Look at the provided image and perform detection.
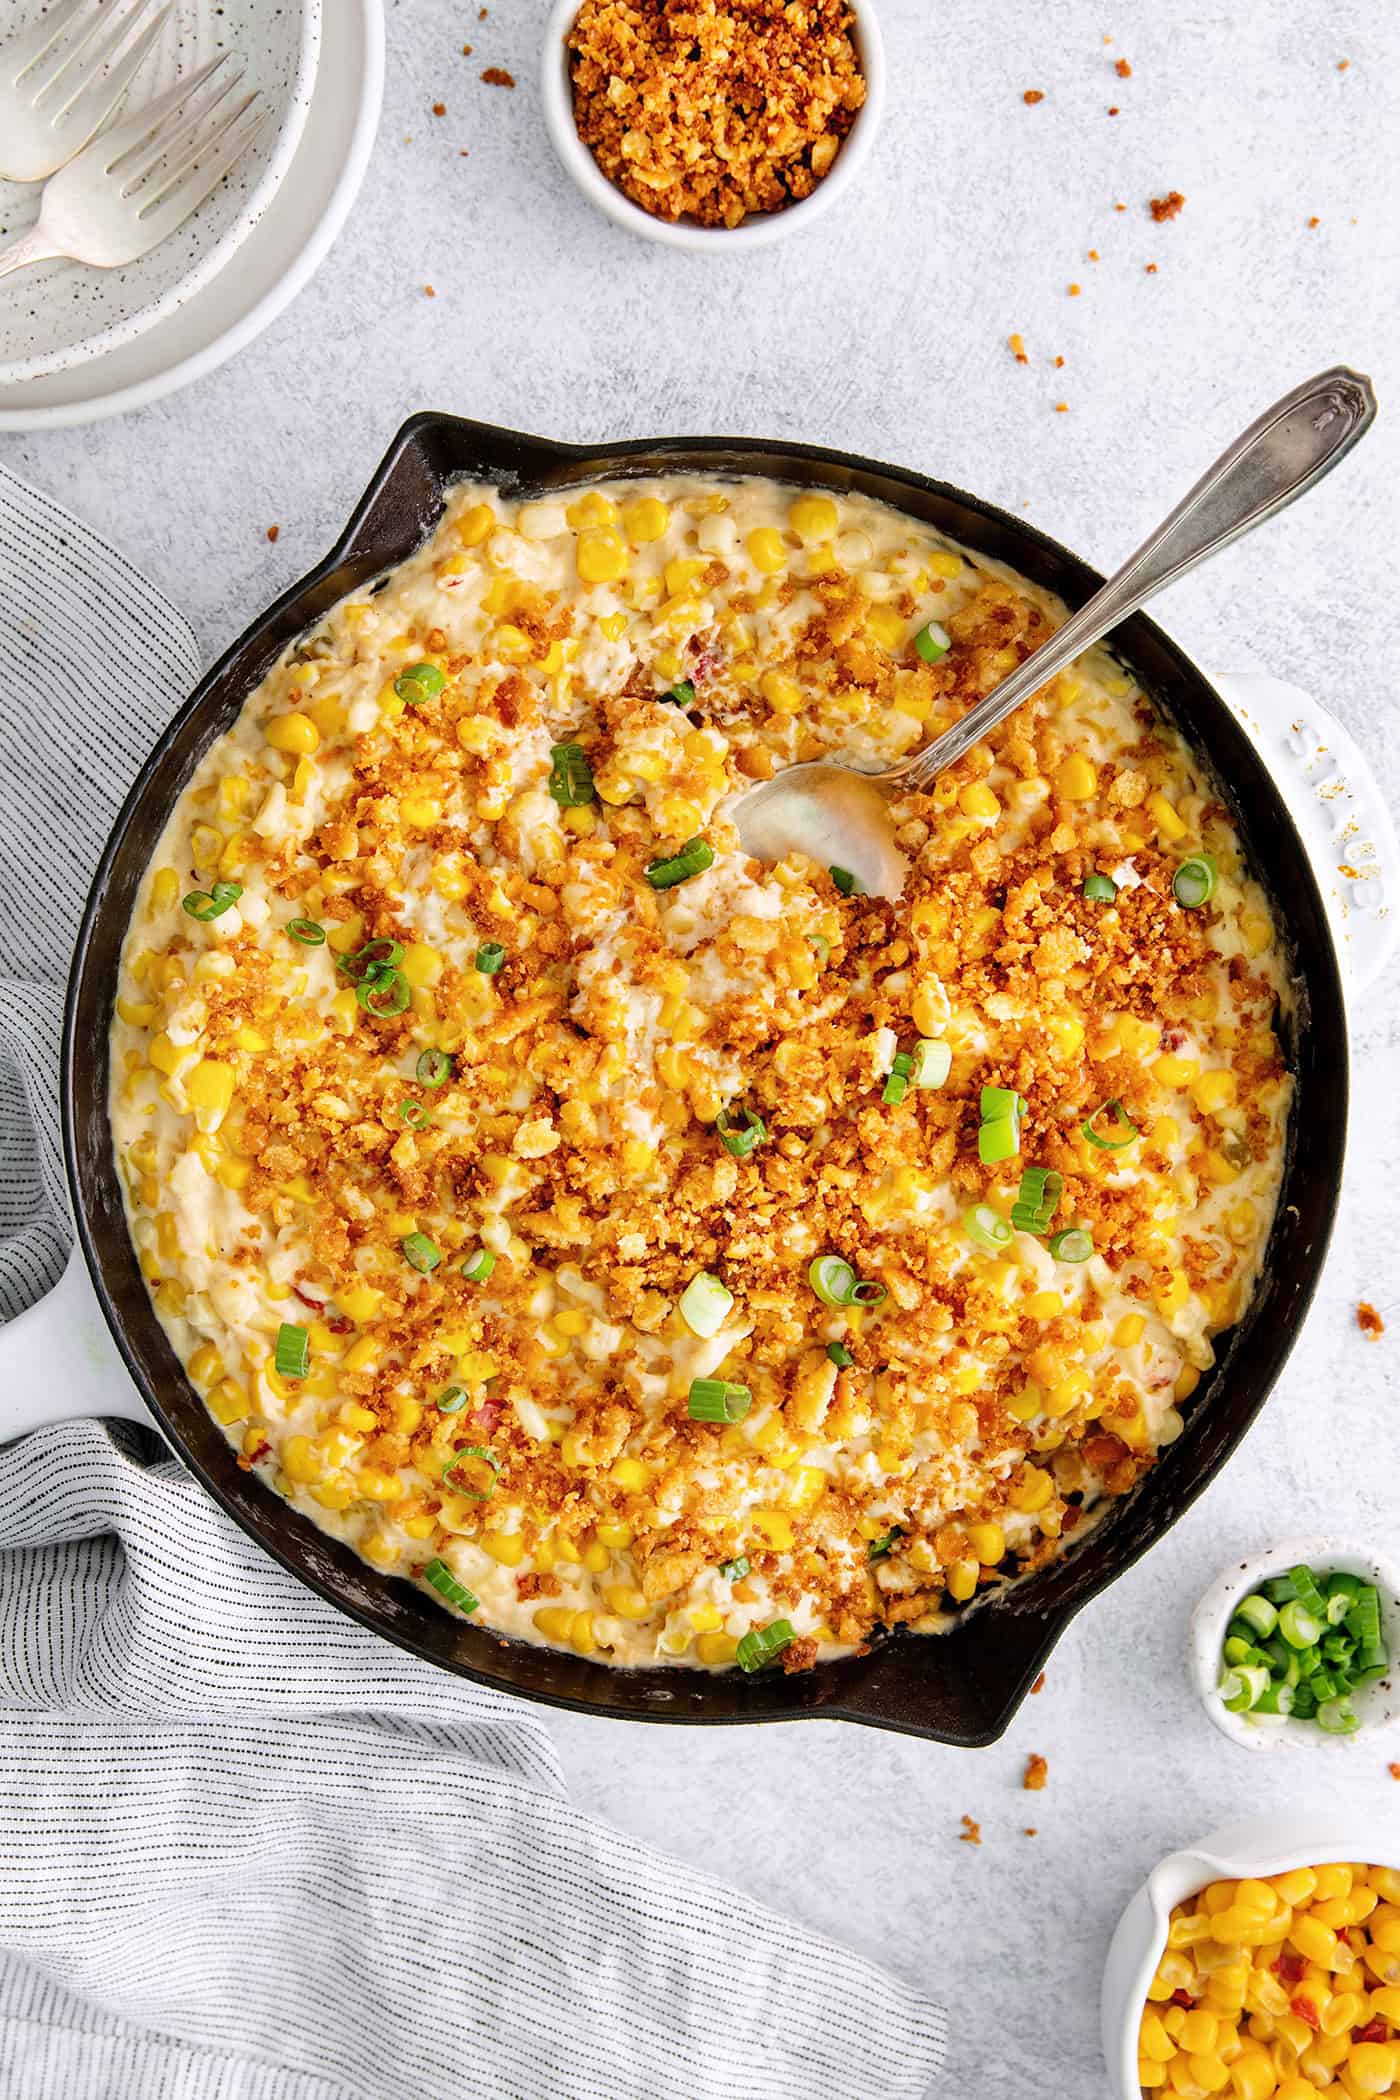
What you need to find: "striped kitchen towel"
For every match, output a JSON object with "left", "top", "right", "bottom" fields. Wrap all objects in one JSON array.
[{"left": 0, "top": 463, "right": 949, "bottom": 2100}]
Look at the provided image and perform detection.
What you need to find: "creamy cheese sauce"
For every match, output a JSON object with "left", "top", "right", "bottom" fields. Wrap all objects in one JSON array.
[{"left": 110, "top": 477, "right": 1292, "bottom": 1672}]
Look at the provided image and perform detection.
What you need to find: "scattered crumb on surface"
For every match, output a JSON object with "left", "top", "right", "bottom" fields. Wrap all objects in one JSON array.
[
  {"left": 432, "top": 101, "right": 446, "bottom": 116},
  {"left": 1389, "top": 1762, "right": 1400, "bottom": 1780},
  {"left": 423, "top": 284, "right": 436, "bottom": 297},
  {"left": 1107, "top": 105, "right": 1119, "bottom": 115},
  {"left": 266, "top": 525, "right": 279, "bottom": 544},
  {"left": 1113, "top": 200, "right": 1127, "bottom": 212},
  {"left": 1024, "top": 1826, "right": 1038, "bottom": 1836},
  {"left": 1307, "top": 215, "right": 1321, "bottom": 228},
  {"left": 1024, "top": 1754, "right": 1049, "bottom": 1791},
  {"left": 1023, "top": 88, "right": 1044, "bottom": 104},
  {"left": 1145, "top": 262, "right": 1158, "bottom": 274},
  {"left": 462, "top": 43, "right": 473, "bottom": 55},
  {"left": 1087, "top": 248, "right": 1100, "bottom": 260},
  {"left": 1054, "top": 402, "right": 1068, "bottom": 413},
  {"left": 1115, "top": 57, "right": 1132, "bottom": 77},
  {"left": 1359, "top": 1301, "right": 1385, "bottom": 1340},
  {"left": 959, "top": 1814, "right": 982, "bottom": 1845},
  {"left": 482, "top": 66, "right": 515, "bottom": 87},
  {"left": 1053, "top": 355, "right": 1065, "bottom": 369},
  {"left": 1068, "top": 282, "right": 1081, "bottom": 296},
  {"left": 1338, "top": 57, "right": 1349, "bottom": 70},
  {"left": 1150, "top": 190, "right": 1186, "bottom": 221},
  {"left": 1008, "top": 333, "right": 1028, "bottom": 365},
  {"left": 1031, "top": 1672, "right": 1046, "bottom": 1694}
]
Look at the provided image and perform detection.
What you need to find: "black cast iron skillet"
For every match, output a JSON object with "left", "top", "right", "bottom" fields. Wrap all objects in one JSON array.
[{"left": 63, "top": 416, "right": 1346, "bottom": 1745}]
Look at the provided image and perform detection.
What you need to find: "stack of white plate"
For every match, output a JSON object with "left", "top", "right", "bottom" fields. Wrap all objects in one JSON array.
[{"left": 0, "top": 0, "right": 383, "bottom": 429}]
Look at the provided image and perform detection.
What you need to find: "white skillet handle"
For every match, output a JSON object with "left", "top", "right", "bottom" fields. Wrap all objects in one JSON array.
[
  {"left": 1213, "top": 670, "right": 1400, "bottom": 998},
  {"left": 0, "top": 1248, "right": 153, "bottom": 1440}
]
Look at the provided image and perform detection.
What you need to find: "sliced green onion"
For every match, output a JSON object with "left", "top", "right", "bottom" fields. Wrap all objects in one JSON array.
[
  {"left": 548, "top": 742, "right": 595, "bottom": 807},
  {"left": 882, "top": 1051, "right": 913, "bottom": 1107},
  {"left": 1048, "top": 1227, "right": 1093, "bottom": 1263},
  {"left": 1326, "top": 1571, "right": 1359, "bottom": 1622},
  {"left": 646, "top": 837, "right": 714, "bottom": 889},
  {"left": 401, "top": 1231, "right": 442, "bottom": 1274},
  {"left": 807, "top": 933, "right": 831, "bottom": 967},
  {"left": 395, "top": 661, "right": 446, "bottom": 705},
  {"left": 688, "top": 1377, "right": 752, "bottom": 1423},
  {"left": 1278, "top": 1600, "right": 1322, "bottom": 1649},
  {"left": 809, "top": 1255, "right": 857, "bottom": 1306},
  {"left": 273, "top": 1321, "right": 309, "bottom": 1381},
  {"left": 979, "top": 1113, "right": 1020, "bottom": 1166},
  {"left": 286, "top": 917, "right": 326, "bottom": 946},
  {"left": 678, "top": 1271, "right": 733, "bottom": 1338},
  {"left": 826, "top": 1342, "right": 853, "bottom": 1367},
  {"left": 442, "top": 1445, "right": 500, "bottom": 1499},
  {"left": 1288, "top": 1564, "right": 1328, "bottom": 1620},
  {"left": 1234, "top": 1593, "right": 1279, "bottom": 1639},
  {"left": 829, "top": 865, "right": 861, "bottom": 896},
  {"left": 475, "top": 942, "right": 506, "bottom": 975},
  {"left": 399, "top": 1099, "right": 431, "bottom": 1129},
  {"left": 850, "top": 1279, "right": 887, "bottom": 1306},
  {"left": 183, "top": 880, "right": 243, "bottom": 921},
  {"left": 1316, "top": 1696, "right": 1360, "bottom": 1735},
  {"left": 1253, "top": 1682, "right": 1295, "bottom": 1717},
  {"left": 357, "top": 970, "right": 410, "bottom": 1017},
  {"left": 1222, "top": 1637, "right": 1254, "bottom": 1668},
  {"left": 1262, "top": 1573, "right": 1298, "bottom": 1605},
  {"left": 980, "top": 1086, "right": 1025, "bottom": 1121},
  {"left": 1173, "top": 854, "right": 1217, "bottom": 909},
  {"left": 461, "top": 1247, "right": 496, "bottom": 1283},
  {"left": 662, "top": 679, "right": 696, "bottom": 706},
  {"left": 417, "top": 1048, "right": 452, "bottom": 1088},
  {"left": 1082, "top": 873, "right": 1118, "bottom": 902},
  {"left": 715, "top": 1106, "right": 767, "bottom": 1159},
  {"left": 437, "top": 1386, "right": 469, "bottom": 1414},
  {"left": 911, "top": 1038, "right": 952, "bottom": 1089},
  {"left": 867, "top": 1527, "right": 902, "bottom": 1562},
  {"left": 719, "top": 1556, "right": 750, "bottom": 1581},
  {"left": 1010, "top": 1166, "right": 1062, "bottom": 1236},
  {"left": 422, "top": 1556, "right": 479, "bottom": 1614},
  {"left": 735, "top": 1618, "right": 796, "bottom": 1673},
  {"left": 1347, "top": 1586, "right": 1382, "bottom": 1646},
  {"left": 1082, "top": 1099, "right": 1140, "bottom": 1151},
  {"left": 339, "top": 937, "right": 404, "bottom": 984},
  {"left": 914, "top": 620, "right": 950, "bottom": 664},
  {"left": 1221, "top": 1664, "right": 1269, "bottom": 1713},
  {"left": 964, "top": 1204, "right": 1013, "bottom": 1252}
]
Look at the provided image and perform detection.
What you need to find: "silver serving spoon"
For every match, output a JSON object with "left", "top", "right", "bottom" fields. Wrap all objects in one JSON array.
[{"left": 733, "top": 367, "right": 1377, "bottom": 897}]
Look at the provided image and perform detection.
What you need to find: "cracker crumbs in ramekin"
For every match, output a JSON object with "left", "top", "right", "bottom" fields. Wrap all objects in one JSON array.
[{"left": 566, "top": 0, "right": 867, "bottom": 229}]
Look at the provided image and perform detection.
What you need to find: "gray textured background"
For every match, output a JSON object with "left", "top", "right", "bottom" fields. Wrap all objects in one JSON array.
[{"left": 4, "top": 3, "right": 1400, "bottom": 2093}]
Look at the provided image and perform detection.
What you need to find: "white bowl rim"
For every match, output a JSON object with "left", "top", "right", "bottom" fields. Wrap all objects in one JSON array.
[
  {"left": 539, "top": 0, "right": 886, "bottom": 251},
  {"left": 1101, "top": 1811, "right": 1400, "bottom": 2100},
  {"left": 1188, "top": 1535, "right": 1400, "bottom": 1753},
  {"left": 0, "top": 0, "right": 323, "bottom": 387}
]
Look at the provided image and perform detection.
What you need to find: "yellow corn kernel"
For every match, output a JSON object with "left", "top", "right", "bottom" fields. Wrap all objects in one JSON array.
[
  {"left": 533, "top": 1605, "right": 578, "bottom": 1643},
  {"left": 1192, "top": 1069, "right": 1238, "bottom": 1116},
  {"left": 306, "top": 694, "right": 345, "bottom": 738},
  {"left": 576, "top": 528, "right": 629, "bottom": 585},
  {"left": 1240, "top": 909, "right": 1273, "bottom": 958},
  {"left": 688, "top": 1605, "right": 723, "bottom": 1633},
  {"left": 281, "top": 1436, "right": 320, "bottom": 1484},
  {"left": 456, "top": 501, "right": 494, "bottom": 547},
  {"left": 334, "top": 1282, "right": 378, "bottom": 1324},
  {"left": 696, "top": 1631, "right": 739, "bottom": 1666},
  {"left": 1055, "top": 753, "right": 1098, "bottom": 800},
  {"left": 116, "top": 996, "right": 157, "bottom": 1028},
  {"left": 866, "top": 605, "right": 906, "bottom": 652},
  {"left": 264, "top": 711, "right": 320, "bottom": 756},
  {"left": 360, "top": 1532, "right": 397, "bottom": 1570},
  {"left": 594, "top": 1521, "right": 634, "bottom": 1551},
  {"left": 1026, "top": 1290, "right": 1063, "bottom": 1321},
  {"left": 604, "top": 1584, "right": 650, "bottom": 1622},
  {"left": 562, "top": 804, "right": 596, "bottom": 836},
  {"left": 759, "top": 668, "right": 804, "bottom": 715},
  {"left": 398, "top": 942, "right": 441, "bottom": 989},
  {"left": 620, "top": 495, "right": 669, "bottom": 543},
  {"left": 1137, "top": 2063, "right": 1166, "bottom": 2092},
  {"left": 581, "top": 1540, "right": 611, "bottom": 1575},
  {"left": 489, "top": 623, "right": 533, "bottom": 665},
  {"left": 342, "top": 1336, "right": 380, "bottom": 1375},
  {"left": 966, "top": 1521, "right": 1005, "bottom": 1565},
  {"left": 187, "top": 1342, "right": 223, "bottom": 1389},
  {"left": 186, "top": 1059, "right": 235, "bottom": 1116},
  {"left": 1148, "top": 791, "right": 1188, "bottom": 841},
  {"left": 312, "top": 1480, "right": 357, "bottom": 1512},
  {"left": 150, "top": 867, "right": 181, "bottom": 913},
  {"left": 1288, "top": 1915, "right": 1337, "bottom": 1968},
  {"left": 214, "top": 1156, "right": 252, "bottom": 1193},
  {"left": 148, "top": 1031, "right": 187, "bottom": 1077},
  {"left": 620, "top": 1138, "right": 655, "bottom": 1177},
  {"left": 609, "top": 1457, "right": 650, "bottom": 1493},
  {"left": 358, "top": 1470, "right": 405, "bottom": 1504},
  {"left": 946, "top": 1558, "right": 979, "bottom": 1602},
  {"left": 751, "top": 1509, "right": 795, "bottom": 1551},
  {"left": 1046, "top": 1014, "right": 1085, "bottom": 1060},
  {"left": 553, "top": 1307, "right": 588, "bottom": 1339},
  {"left": 1347, "top": 2044, "right": 1400, "bottom": 2096},
  {"left": 1271, "top": 1869, "right": 1318, "bottom": 1908},
  {"left": 790, "top": 1466, "right": 827, "bottom": 1511},
  {"left": 1154, "top": 1052, "right": 1200, "bottom": 1089},
  {"left": 1140, "top": 2011, "right": 1177, "bottom": 2064},
  {"left": 1008, "top": 1467, "right": 1054, "bottom": 1513},
  {"left": 1117, "top": 1014, "right": 1161, "bottom": 1057},
  {"left": 747, "top": 527, "right": 787, "bottom": 574},
  {"left": 480, "top": 1531, "right": 527, "bottom": 1569},
  {"left": 788, "top": 492, "right": 839, "bottom": 543},
  {"left": 958, "top": 780, "right": 1000, "bottom": 824},
  {"left": 207, "top": 1378, "right": 249, "bottom": 1426},
  {"left": 190, "top": 823, "right": 224, "bottom": 871},
  {"left": 1111, "top": 1312, "right": 1146, "bottom": 1349}
]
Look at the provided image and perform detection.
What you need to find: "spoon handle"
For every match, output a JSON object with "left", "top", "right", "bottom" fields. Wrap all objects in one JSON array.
[{"left": 896, "top": 366, "right": 1377, "bottom": 791}]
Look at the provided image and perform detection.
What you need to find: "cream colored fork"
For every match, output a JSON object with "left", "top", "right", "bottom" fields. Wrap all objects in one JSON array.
[
  {"left": 0, "top": 53, "right": 266, "bottom": 281},
  {"left": 0, "top": 0, "right": 170, "bottom": 183}
]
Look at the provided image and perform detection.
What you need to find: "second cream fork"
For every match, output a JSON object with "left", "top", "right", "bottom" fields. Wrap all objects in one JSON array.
[
  {"left": 0, "top": 0, "right": 170, "bottom": 184},
  {"left": 0, "top": 53, "right": 266, "bottom": 283}
]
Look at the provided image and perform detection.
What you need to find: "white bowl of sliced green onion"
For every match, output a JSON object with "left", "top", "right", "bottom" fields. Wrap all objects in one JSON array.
[{"left": 1190, "top": 1540, "right": 1400, "bottom": 1750}]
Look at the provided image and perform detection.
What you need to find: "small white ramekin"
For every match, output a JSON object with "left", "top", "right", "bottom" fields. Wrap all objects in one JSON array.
[
  {"left": 1101, "top": 1814, "right": 1400, "bottom": 2100},
  {"left": 1189, "top": 1537, "right": 1400, "bottom": 1753},
  {"left": 539, "top": 0, "right": 886, "bottom": 251}
]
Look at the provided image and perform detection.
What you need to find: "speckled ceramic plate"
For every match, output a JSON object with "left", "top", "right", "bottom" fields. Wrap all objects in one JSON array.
[{"left": 0, "top": 0, "right": 320, "bottom": 386}]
